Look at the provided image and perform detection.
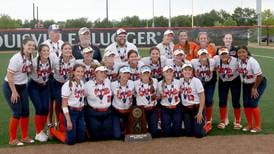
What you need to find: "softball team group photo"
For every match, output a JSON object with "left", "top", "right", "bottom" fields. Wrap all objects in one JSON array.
[{"left": 3, "top": 24, "right": 267, "bottom": 146}]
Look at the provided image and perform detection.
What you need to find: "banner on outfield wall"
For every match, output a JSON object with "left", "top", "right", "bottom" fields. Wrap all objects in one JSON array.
[{"left": 0, "top": 27, "right": 248, "bottom": 51}]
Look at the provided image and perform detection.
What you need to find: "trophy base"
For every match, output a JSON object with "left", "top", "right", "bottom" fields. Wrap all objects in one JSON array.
[{"left": 124, "top": 133, "right": 152, "bottom": 142}]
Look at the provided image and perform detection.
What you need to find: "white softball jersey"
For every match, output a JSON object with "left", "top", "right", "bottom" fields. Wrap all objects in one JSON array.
[
  {"left": 30, "top": 56, "right": 52, "bottom": 84},
  {"left": 84, "top": 79, "right": 112, "bottom": 109},
  {"left": 105, "top": 62, "right": 123, "bottom": 81},
  {"left": 156, "top": 42, "right": 174, "bottom": 59},
  {"left": 75, "top": 59, "right": 100, "bottom": 82},
  {"left": 52, "top": 56, "right": 75, "bottom": 83},
  {"left": 158, "top": 79, "right": 181, "bottom": 107},
  {"left": 134, "top": 78, "right": 158, "bottom": 107},
  {"left": 124, "top": 61, "right": 145, "bottom": 81},
  {"left": 165, "top": 59, "right": 191, "bottom": 79},
  {"left": 111, "top": 80, "right": 135, "bottom": 110},
  {"left": 5, "top": 52, "right": 32, "bottom": 85},
  {"left": 180, "top": 77, "right": 204, "bottom": 106},
  {"left": 191, "top": 58, "right": 216, "bottom": 82},
  {"left": 213, "top": 55, "right": 239, "bottom": 82},
  {"left": 104, "top": 41, "right": 138, "bottom": 62},
  {"left": 141, "top": 56, "right": 167, "bottom": 79},
  {"left": 42, "top": 39, "right": 64, "bottom": 57},
  {"left": 238, "top": 57, "right": 262, "bottom": 84},
  {"left": 62, "top": 80, "right": 85, "bottom": 108}
]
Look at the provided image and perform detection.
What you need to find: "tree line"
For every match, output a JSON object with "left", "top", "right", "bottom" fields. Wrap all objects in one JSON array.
[{"left": 0, "top": 7, "right": 273, "bottom": 31}]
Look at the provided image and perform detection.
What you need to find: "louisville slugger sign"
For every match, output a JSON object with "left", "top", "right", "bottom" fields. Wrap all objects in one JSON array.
[{"left": 0, "top": 27, "right": 248, "bottom": 51}]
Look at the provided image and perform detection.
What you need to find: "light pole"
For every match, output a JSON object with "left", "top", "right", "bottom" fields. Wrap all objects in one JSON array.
[
  {"left": 256, "top": 0, "right": 262, "bottom": 45},
  {"left": 152, "top": 0, "right": 155, "bottom": 27},
  {"left": 192, "top": 0, "right": 194, "bottom": 28},
  {"left": 168, "top": 0, "right": 171, "bottom": 27}
]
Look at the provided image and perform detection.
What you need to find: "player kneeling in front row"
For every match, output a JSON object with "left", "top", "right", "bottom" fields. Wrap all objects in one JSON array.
[
  {"left": 181, "top": 64, "right": 206, "bottom": 138},
  {"left": 50, "top": 64, "right": 85, "bottom": 145},
  {"left": 134, "top": 65, "right": 159, "bottom": 137}
]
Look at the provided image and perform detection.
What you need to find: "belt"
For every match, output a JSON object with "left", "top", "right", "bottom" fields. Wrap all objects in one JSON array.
[
  {"left": 69, "top": 106, "right": 83, "bottom": 111},
  {"left": 115, "top": 108, "right": 131, "bottom": 114},
  {"left": 92, "top": 107, "right": 109, "bottom": 112},
  {"left": 164, "top": 105, "right": 177, "bottom": 109},
  {"left": 183, "top": 104, "right": 199, "bottom": 109},
  {"left": 144, "top": 106, "right": 155, "bottom": 110}
]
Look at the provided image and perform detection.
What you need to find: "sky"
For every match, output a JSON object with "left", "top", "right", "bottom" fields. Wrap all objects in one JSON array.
[{"left": 0, "top": 0, "right": 273, "bottom": 22}]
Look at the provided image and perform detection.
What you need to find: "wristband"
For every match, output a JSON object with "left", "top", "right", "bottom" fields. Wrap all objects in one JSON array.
[{"left": 62, "top": 107, "right": 69, "bottom": 114}]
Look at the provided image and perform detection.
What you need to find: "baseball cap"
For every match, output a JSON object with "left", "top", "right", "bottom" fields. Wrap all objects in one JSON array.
[
  {"left": 95, "top": 66, "right": 108, "bottom": 72},
  {"left": 78, "top": 27, "right": 90, "bottom": 35},
  {"left": 198, "top": 49, "right": 208, "bottom": 56},
  {"left": 163, "top": 65, "right": 174, "bottom": 72},
  {"left": 174, "top": 49, "right": 185, "bottom": 56},
  {"left": 140, "top": 65, "right": 151, "bottom": 73},
  {"left": 104, "top": 50, "right": 116, "bottom": 57},
  {"left": 119, "top": 66, "right": 131, "bottom": 73},
  {"left": 219, "top": 48, "right": 229, "bottom": 55},
  {"left": 182, "top": 63, "right": 193, "bottom": 69},
  {"left": 116, "top": 28, "right": 127, "bottom": 35},
  {"left": 48, "top": 24, "right": 61, "bottom": 32},
  {"left": 83, "top": 47, "right": 93, "bottom": 53},
  {"left": 164, "top": 30, "right": 174, "bottom": 36}
]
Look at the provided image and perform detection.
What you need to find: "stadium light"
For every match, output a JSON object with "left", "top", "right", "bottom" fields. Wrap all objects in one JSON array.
[
  {"left": 192, "top": 0, "right": 194, "bottom": 28},
  {"left": 152, "top": 0, "right": 155, "bottom": 27},
  {"left": 168, "top": 0, "right": 171, "bottom": 27},
  {"left": 256, "top": 0, "right": 262, "bottom": 45}
]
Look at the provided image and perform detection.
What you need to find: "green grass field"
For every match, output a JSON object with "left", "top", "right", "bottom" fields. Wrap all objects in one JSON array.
[{"left": 0, "top": 47, "right": 273, "bottom": 147}]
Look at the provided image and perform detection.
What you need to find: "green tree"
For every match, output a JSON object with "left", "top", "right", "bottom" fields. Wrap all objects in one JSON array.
[
  {"left": 64, "top": 18, "right": 92, "bottom": 28},
  {"left": 262, "top": 9, "right": 274, "bottom": 36},
  {"left": 171, "top": 15, "right": 191, "bottom": 27},
  {"left": 232, "top": 7, "right": 257, "bottom": 26},
  {"left": 43, "top": 20, "right": 56, "bottom": 28},
  {"left": 0, "top": 14, "right": 22, "bottom": 28}
]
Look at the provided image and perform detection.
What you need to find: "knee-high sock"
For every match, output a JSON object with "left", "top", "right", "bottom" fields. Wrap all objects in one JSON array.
[
  {"left": 34, "top": 115, "right": 42, "bottom": 133},
  {"left": 9, "top": 117, "right": 19, "bottom": 141},
  {"left": 244, "top": 108, "right": 252, "bottom": 128},
  {"left": 233, "top": 108, "right": 241, "bottom": 124},
  {"left": 20, "top": 117, "right": 29, "bottom": 138},
  {"left": 205, "top": 106, "right": 213, "bottom": 122},
  {"left": 219, "top": 107, "right": 227, "bottom": 123},
  {"left": 252, "top": 107, "right": 261, "bottom": 128},
  {"left": 50, "top": 127, "right": 66, "bottom": 143}
]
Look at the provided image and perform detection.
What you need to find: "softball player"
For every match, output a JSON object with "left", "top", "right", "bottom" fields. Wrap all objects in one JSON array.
[
  {"left": 84, "top": 66, "right": 113, "bottom": 140},
  {"left": 237, "top": 46, "right": 266, "bottom": 133},
  {"left": 104, "top": 28, "right": 138, "bottom": 62},
  {"left": 173, "top": 31, "right": 198, "bottom": 61},
  {"left": 50, "top": 64, "right": 85, "bottom": 145},
  {"left": 194, "top": 32, "right": 216, "bottom": 58},
  {"left": 220, "top": 33, "right": 237, "bottom": 57},
  {"left": 165, "top": 49, "right": 191, "bottom": 80},
  {"left": 181, "top": 63, "right": 205, "bottom": 138},
  {"left": 156, "top": 30, "right": 174, "bottom": 59},
  {"left": 126, "top": 49, "right": 144, "bottom": 81},
  {"left": 42, "top": 24, "right": 64, "bottom": 57},
  {"left": 214, "top": 47, "right": 242, "bottom": 129},
  {"left": 3, "top": 37, "right": 35, "bottom": 145},
  {"left": 75, "top": 47, "right": 100, "bottom": 82},
  {"left": 111, "top": 66, "right": 135, "bottom": 139},
  {"left": 134, "top": 65, "right": 158, "bottom": 137},
  {"left": 141, "top": 47, "right": 167, "bottom": 81},
  {"left": 191, "top": 49, "right": 216, "bottom": 132},
  {"left": 50, "top": 43, "right": 75, "bottom": 132},
  {"left": 158, "top": 66, "right": 182, "bottom": 136},
  {"left": 28, "top": 44, "right": 52, "bottom": 142},
  {"left": 102, "top": 50, "right": 123, "bottom": 82}
]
